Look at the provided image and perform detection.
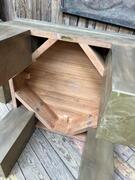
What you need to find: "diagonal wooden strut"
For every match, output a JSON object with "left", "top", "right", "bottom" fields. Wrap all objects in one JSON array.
[
  {"left": 32, "top": 39, "right": 57, "bottom": 61},
  {"left": 15, "top": 86, "right": 59, "bottom": 129},
  {"left": 79, "top": 43, "right": 105, "bottom": 76}
]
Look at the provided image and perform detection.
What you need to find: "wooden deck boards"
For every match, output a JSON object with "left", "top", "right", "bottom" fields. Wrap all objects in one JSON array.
[{"left": 0, "top": 103, "right": 135, "bottom": 179}]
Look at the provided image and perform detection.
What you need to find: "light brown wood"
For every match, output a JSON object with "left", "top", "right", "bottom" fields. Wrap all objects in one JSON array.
[
  {"left": 13, "top": 41, "right": 102, "bottom": 136},
  {"left": 54, "top": 114, "right": 93, "bottom": 135},
  {"left": 51, "top": 0, "right": 62, "bottom": 24},
  {"left": 36, "top": 121, "right": 87, "bottom": 142},
  {"left": 79, "top": 43, "right": 105, "bottom": 76},
  {"left": 15, "top": 86, "right": 58, "bottom": 129},
  {"left": 32, "top": 39, "right": 57, "bottom": 61}
]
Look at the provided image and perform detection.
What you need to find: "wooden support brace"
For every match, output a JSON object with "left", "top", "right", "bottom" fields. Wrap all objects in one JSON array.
[
  {"left": 15, "top": 86, "right": 59, "bottom": 129},
  {"left": 32, "top": 39, "right": 57, "bottom": 61},
  {"left": 78, "top": 129, "right": 114, "bottom": 180},
  {"left": 79, "top": 43, "right": 105, "bottom": 76},
  {"left": 0, "top": 106, "right": 36, "bottom": 177},
  {"left": 36, "top": 121, "right": 87, "bottom": 142}
]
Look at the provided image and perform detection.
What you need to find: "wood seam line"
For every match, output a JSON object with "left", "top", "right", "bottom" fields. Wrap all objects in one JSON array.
[
  {"left": 79, "top": 43, "right": 105, "bottom": 76},
  {"left": 9, "top": 78, "right": 17, "bottom": 108},
  {"left": 32, "top": 39, "right": 58, "bottom": 61}
]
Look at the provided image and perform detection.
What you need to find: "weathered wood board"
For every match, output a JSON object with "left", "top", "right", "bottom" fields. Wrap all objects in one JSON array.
[
  {"left": 0, "top": 24, "right": 32, "bottom": 86},
  {"left": 4, "top": 19, "right": 135, "bottom": 48},
  {"left": 0, "top": 106, "right": 36, "bottom": 177},
  {"left": 62, "top": 0, "right": 135, "bottom": 29},
  {"left": 96, "top": 46, "right": 135, "bottom": 146},
  {"left": 0, "top": 0, "right": 14, "bottom": 21},
  {"left": 78, "top": 128, "right": 114, "bottom": 180}
]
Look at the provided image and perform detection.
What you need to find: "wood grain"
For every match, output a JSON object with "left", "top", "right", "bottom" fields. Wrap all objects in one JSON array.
[
  {"left": 41, "top": 129, "right": 81, "bottom": 179},
  {"left": 18, "top": 143, "right": 50, "bottom": 180},
  {"left": 79, "top": 129, "right": 114, "bottom": 180},
  {"left": 0, "top": 106, "right": 36, "bottom": 177},
  {"left": 10, "top": 162, "right": 25, "bottom": 180},
  {"left": 30, "top": 129, "right": 75, "bottom": 180},
  {"left": 6, "top": 19, "right": 135, "bottom": 48},
  {"left": 32, "top": 39, "right": 57, "bottom": 61},
  {"left": 15, "top": 86, "right": 58, "bottom": 129},
  {"left": 0, "top": 27, "right": 32, "bottom": 86},
  {"left": 79, "top": 43, "right": 104, "bottom": 76}
]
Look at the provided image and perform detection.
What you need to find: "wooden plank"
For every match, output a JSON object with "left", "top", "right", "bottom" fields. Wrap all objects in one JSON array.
[
  {"left": 114, "top": 155, "right": 135, "bottom": 180},
  {"left": 61, "top": 0, "right": 135, "bottom": 30},
  {"left": 79, "top": 43, "right": 104, "bottom": 76},
  {"left": 69, "top": 15, "right": 78, "bottom": 27},
  {"left": 41, "top": 129, "right": 81, "bottom": 179},
  {"left": 36, "top": 0, "right": 41, "bottom": 20},
  {"left": 5, "top": 19, "right": 135, "bottom": 48},
  {"left": 95, "top": 22, "right": 107, "bottom": 31},
  {"left": 18, "top": 143, "right": 50, "bottom": 180},
  {"left": 63, "top": 13, "right": 70, "bottom": 26},
  {"left": 32, "top": 39, "right": 57, "bottom": 60},
  {"left": 23, "top": 41, "right": 101, "bottom": 134},
  {"left": 0, "top": 106, "right": 36, "bottom": 177},
  {"left": 0, "top": 27, "right": 32, "bottom": 86},
  {"left": 15, "top": 86, "right": 58, "bottom": 129},
  {"left": 106, "top": 24, "right": 119, "bottom": 32},
  {"left": 0, "top": 0, "right": 15, "bottom": 21},
  {"left": 25, "top": 0, "right": 33, "bottom": 19},
  {"left": 30, "top": 129, "right": 75, "bottom": 180},
  {"left": 0, "top": 24, "right": 29, "bottom": 41},
  {"left": 96, "top": 45, "right": 135, "bottom": 146},
  {"left": 78, "top": 129, "right": 114, "bottom": 180},
  {"left": 114, "top": 145, "right": 134, "bottom": 161},
  {"left": 127, "top": 153, "right": 135, "bottom": 170},
  {"left": 15, "top": 84, "right": 92, "bottom": 135},
  {"left": 51, "top": 0, "right": 62, "bottom": 24},
  {"left": 88, "top": 20, "right": 96, "bottom": 29},
  {"left": 78, "top": 17, "right": 87, "bottom": 28}
]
